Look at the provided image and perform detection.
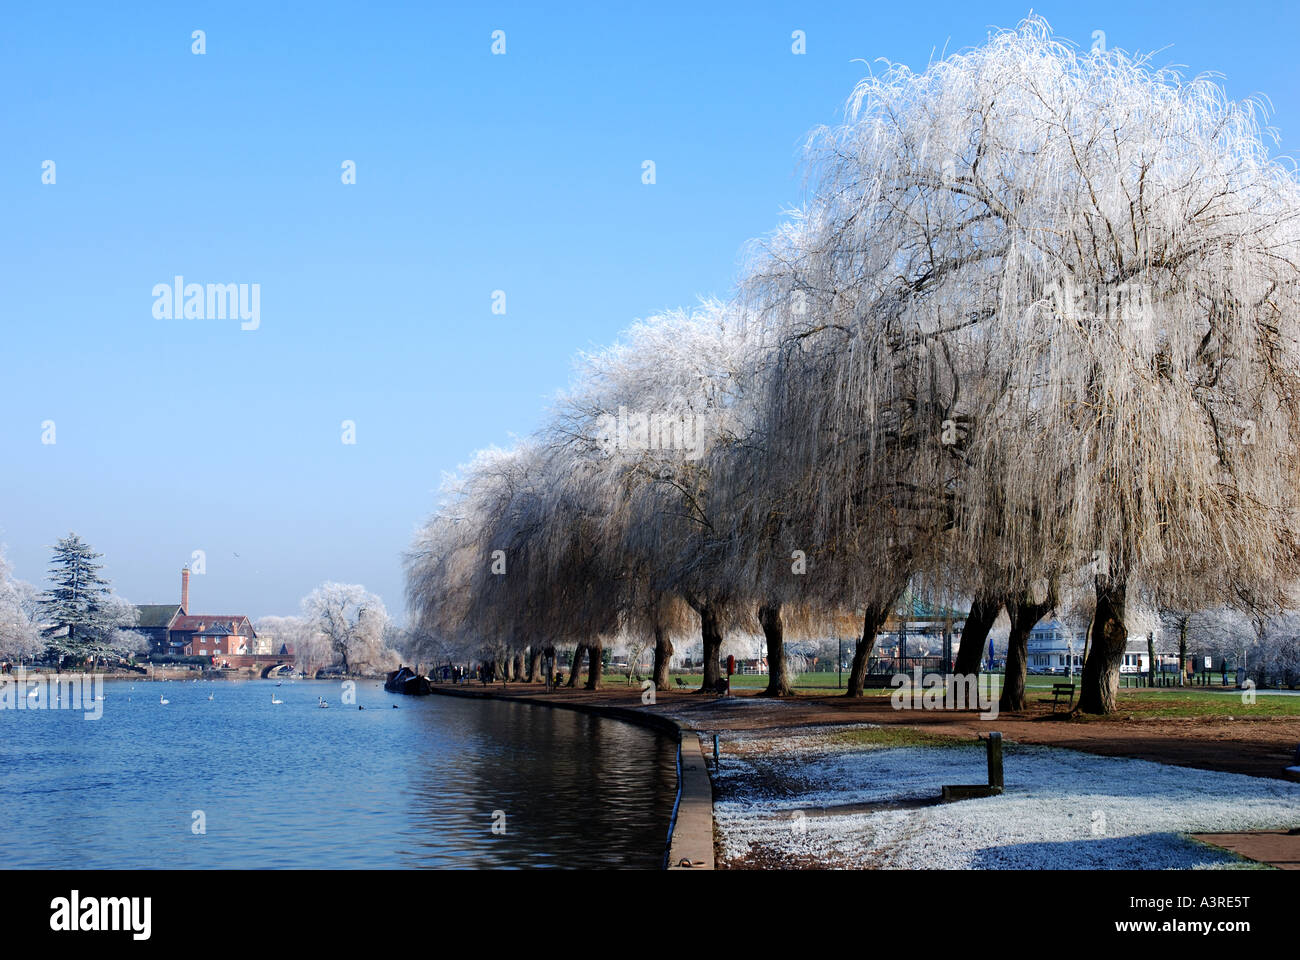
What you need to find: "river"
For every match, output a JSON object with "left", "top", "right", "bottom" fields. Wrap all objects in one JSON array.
[{"left": 0, "top": 677, "right": 678, "bottom": 868}]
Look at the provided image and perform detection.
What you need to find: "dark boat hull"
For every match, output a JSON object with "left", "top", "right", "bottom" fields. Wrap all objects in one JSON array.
[{"left": 384, "top": 667, "right": 432, "bottom": 696}]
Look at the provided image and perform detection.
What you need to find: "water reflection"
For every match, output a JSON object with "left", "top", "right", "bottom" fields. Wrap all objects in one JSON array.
[{"left": 0, "top": 679, "right": 677, "bottom": 869}]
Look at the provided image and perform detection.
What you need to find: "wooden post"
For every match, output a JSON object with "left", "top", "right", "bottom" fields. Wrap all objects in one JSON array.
[{"left": 986, "top": 731, "right": 1003, "bottom": 789}]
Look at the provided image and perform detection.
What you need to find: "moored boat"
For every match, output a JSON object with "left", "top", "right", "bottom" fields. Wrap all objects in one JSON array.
[{"left": 384, "top": 666, "right": 432, "bottom": 696}]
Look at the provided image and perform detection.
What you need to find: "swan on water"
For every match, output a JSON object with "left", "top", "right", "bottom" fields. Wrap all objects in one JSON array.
[
  {"left": 159, "top": 694, "right": 169, "bottom": 705},
  {"left": 271, "top": 693, "right": 283, "bottom": 705}
]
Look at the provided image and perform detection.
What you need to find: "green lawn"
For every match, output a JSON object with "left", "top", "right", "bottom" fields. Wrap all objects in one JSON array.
[
  {"left": 654, "top": 671, "right": 892, "bottom": 694},
  {"left": 1102, "top": 688, "right": 1300, "bottom": 718},
  {"left": 638, "top": 671, "right": 1300, "bottom": 717}
]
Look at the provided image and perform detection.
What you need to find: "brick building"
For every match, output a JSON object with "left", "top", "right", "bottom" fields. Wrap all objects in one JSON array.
[{"left": 134, "top": 568, "right": 258, "bottom": 659}]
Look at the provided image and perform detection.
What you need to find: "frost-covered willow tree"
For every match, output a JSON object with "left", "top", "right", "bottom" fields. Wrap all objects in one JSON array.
[
  {"left": 746, "top": 16, "right": 1300, "bottom": 711},
  {"left": 743, "top": 189, "right": 965, "bottom": 697},
  {"left": 554, "top": 302, "right": 766, "bottom": 692},
  {"left": 406, "top": 439, "right": 624, "bottom": 687},
  {"left": 301, "top": 582, "right": 393, "bottom": 675},
  {"left": 945, "top": 20, "right": 1300, "bottom": 713},
  {"left": 406, "top": 444, "right": 543, "bottom": 681}
]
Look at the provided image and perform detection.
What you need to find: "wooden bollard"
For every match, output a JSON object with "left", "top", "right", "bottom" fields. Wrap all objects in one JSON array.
[
  {"left": 986, "top": 731, "right": 1003, "bottom": 789},
  {"left": 942, "top": 732, "right": 1004, "bottom": 801}
]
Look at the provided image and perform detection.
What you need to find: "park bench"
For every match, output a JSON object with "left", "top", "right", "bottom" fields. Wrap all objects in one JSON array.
[{"left": 1040, "top": 682, "right": 1074, "bottom": 712}]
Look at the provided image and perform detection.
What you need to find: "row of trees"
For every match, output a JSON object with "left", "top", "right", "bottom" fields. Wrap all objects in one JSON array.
[
  {"left": 405, "top": 18, "right": 1300, "bottom": 714},
  {"left": 1, "top": 536, "right": 401, "bottom": 676},
  {"left": 1160, "top": 607, "right": 1300, "bottom": 685}
]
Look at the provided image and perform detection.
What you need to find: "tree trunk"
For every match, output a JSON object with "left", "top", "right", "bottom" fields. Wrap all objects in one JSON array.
[
  {"left": 653, "top": 625, "right": 673, "bottom": 691},
  {"left": 1178, "top": 621, "right": 1188, "bottom": 686},
  {"left": 953, "top": 595, "right": 1001, "bottom": 678},
  {"left": 999, "top": 597, "right": 1052, "bottom": 712},
  {"left": 526, "top": 646, "right": 541, "bottom": 683},
  {"left": 1147, "top": 631, "right": 1156, "bottom": 688},
  {"left": 698, "top": 605, "right": 723, "bottom": 692},
  {"left": 566, "top": 644, "right": 586, "bottom": 687},
  {"left": 514, "top": 651, "right": 526, "bottom": 682},
  {"left": 845, "top": 602, "right": 891, "bottom": 697},
  {"left": 758, "top": 603, "right": 793, "bottom": 697},
  {"left": 585, "top": 640, "right": 603, "bottom": 690},
  {"left": 1078, "top": 578, "right": 1128, "bottom": 714}
]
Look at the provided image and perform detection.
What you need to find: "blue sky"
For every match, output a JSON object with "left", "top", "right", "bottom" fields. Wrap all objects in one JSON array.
[{"left": 2, "top": 1, "right": 1298, "bottom": 622}]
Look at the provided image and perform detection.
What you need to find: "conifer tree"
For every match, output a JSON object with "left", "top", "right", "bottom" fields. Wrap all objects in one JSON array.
[{"left": 40, "top": 533, "right": 117, "bottom": 664}]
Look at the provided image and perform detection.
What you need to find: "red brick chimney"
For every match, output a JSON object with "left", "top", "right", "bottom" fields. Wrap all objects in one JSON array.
[{"left": 181, "top": 567, "right": 190, "bottom": 613}]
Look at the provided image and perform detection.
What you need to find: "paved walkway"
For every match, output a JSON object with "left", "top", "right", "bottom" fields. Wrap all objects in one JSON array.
[
  {"left": 667, "top": 735, "right": 713, "bottom": 869},
  {"left": 1191, "top": 831, "right": 1300, "bottom": 869}
]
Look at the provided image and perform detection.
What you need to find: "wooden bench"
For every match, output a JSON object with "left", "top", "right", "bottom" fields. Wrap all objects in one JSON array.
[{"left": 1040, "top": 682, "right": 1075, "bottom": 712}]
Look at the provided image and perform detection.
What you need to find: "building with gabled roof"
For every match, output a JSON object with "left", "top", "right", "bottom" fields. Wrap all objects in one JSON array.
[{"left": 133, "top": 568, "right": 257, "bottom": 660}]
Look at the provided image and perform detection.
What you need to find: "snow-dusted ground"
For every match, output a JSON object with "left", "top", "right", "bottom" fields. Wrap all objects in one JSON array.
[{"left": 711, "top": 727, "right": 1300, "bottom": 869}]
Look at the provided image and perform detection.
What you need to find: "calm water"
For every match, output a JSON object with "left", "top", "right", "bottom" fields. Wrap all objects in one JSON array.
[{"left": 0, "top": 678, "right": 678, "bottom": 869}]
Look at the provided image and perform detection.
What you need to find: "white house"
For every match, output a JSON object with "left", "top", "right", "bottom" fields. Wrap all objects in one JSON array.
[
  {"left": 1026, "top": 620, "right": 1084, "bottom": 673},
  {"left": 1027, "top": 621, "right": 1177, "bottom": 675}
]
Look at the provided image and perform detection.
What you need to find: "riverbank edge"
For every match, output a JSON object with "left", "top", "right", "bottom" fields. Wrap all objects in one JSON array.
[{"left": 420, "top": 684, "right": 715, "bottom": 871}]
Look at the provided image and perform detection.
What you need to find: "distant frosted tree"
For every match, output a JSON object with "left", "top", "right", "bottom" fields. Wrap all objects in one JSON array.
[
  {"left": 0, "top": 550, "right": 44, "bottom": 661},
  {"left": 301, "top": 583, "right": 393, "bottom": 675},
  {"left": 99, "top": 595, "right": 147, "bottom": 662},
  {"left": 255, "top": 614, "right": 330, "bottom": 675},
  {"left": 1255, "top": 615, "right": 1300, "bottom": 686}
]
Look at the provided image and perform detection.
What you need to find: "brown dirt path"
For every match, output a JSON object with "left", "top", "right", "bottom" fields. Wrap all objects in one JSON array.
[
  {"left": 431, "top": 681, "right": 1300, "bottom": 781},
  {"left": 1191, "top": 832, "right": 1300, "bottom": 869}
]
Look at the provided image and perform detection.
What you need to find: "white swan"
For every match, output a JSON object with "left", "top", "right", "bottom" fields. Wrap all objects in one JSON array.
[
  {"left": 271, "top": 693, "right": 283, "bottom": 705},
  {"left": 159, "top": 694, "right": 169, "bottom": 705},
  {"left": 317, "top": 696, "right": 328, "bottom": 709},
  {"left": 207, "top": 692, "right": 214, "bottom": 701}
]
